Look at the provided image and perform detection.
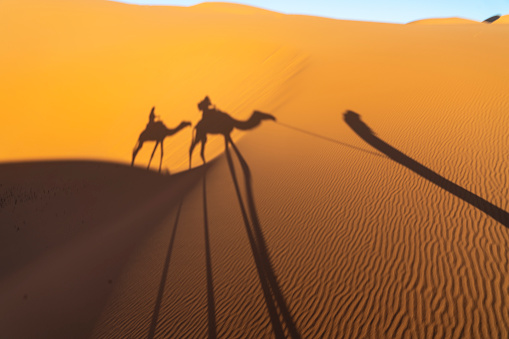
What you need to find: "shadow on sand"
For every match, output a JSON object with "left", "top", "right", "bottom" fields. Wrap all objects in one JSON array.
[
  {"left": 189, "top": 96, "right": 275, "bottom": 168},
  {"left": 225, "top": 137, "right": 301, "bottom": 339},
  {"left": 344, "top": 110, "right": 509, "bottom": 227},
  {"left": 148, "top": 166, "right": 218, "bottom": 339},
  {"left": 202, "top": 166, "right": 218, "bottom": 338},
  {"left": 132, "top": 106, "right": 191, "bottom": 173},
  {"left": 148, "top": 96, "right": 298, "bottom": 337},
  {"left": 147, "top": 199, "right": 184, "bottom": 339}
]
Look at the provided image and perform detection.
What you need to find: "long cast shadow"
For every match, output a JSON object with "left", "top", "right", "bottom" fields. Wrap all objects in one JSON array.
[
  {"left": 148, "top": 199, "right": 184, "bottom": 339},
  {"left": 225, "top": 138, "right": 301, "bottom": 339},
  {"left": 344, "top": 110, "right": 509, "bottom": 227},
  {"left": 202, "top": 167, "right": 218, "bottom": 339}
]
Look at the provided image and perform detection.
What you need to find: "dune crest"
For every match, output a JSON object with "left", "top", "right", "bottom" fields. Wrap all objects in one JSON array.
[
  {"left": 190, "top": 2, "right": 281, "bottom": 15},
  {"left": 494, "top": 14, "right": 509, "bottom": 23},
  {"left": 408, "top": 17, "right": 479, "bottom": 24}
]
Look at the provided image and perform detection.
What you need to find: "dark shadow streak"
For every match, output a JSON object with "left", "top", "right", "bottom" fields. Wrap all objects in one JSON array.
[
  {"left": 224, "top": 140, "right": 287, "bottom": 339},
  {"left": 202, "top": 167, "right": 218, "bottom": 339},
  {"left": 229, "top": 140, "right": 301, "bottom": 339},
  {"left": 148, "top": 199, "right": 184, "bottom": 339},
  {"left": 277, "top": 121, "right": 384, "bottom": 158},
  {"left": 226, "top": 140, "right": 300, "bottom": 338},
  {"left": 344, "top": 110, "right": 509, "bottom": 228}
]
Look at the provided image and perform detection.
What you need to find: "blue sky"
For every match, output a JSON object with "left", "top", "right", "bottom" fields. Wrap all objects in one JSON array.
[{"left": 112, "top": 0, "right": 509, "bottom": 23}]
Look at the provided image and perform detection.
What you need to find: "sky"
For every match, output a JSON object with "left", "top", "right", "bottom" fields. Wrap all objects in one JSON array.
[{"left": 112, "top": 0, "right": 509, "bottom": 23}]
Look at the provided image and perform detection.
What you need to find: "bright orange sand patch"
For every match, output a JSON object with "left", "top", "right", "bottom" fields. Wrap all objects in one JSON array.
[{"left": 1, "top": 0, "right": 509, "bottom": 338}]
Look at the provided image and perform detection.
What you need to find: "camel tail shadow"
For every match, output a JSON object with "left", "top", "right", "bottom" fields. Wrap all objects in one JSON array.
[{"left": 343, "top": 110, "right": 509, "bottom": 228}]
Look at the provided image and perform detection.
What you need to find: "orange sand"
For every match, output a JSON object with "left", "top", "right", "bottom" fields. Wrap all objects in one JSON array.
[{"left": 1, "top": 0, "right": 509, "bottom": 338}]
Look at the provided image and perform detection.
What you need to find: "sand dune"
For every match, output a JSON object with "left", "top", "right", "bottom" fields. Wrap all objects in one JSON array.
[
  {"left": 494, "top": 15, "right": 509, "bottom": 24},
  {"left": 190, "top": 2, "right": 281, "bottom": 16},
  {"left": 408, "top": 17, "right": 480, "bottom": 24},
  {"left": 2, "top": 0, "right": 509, "bottom": 338},
  {"left": 483, "top": 15, "right": 501, "bottom": 24}
]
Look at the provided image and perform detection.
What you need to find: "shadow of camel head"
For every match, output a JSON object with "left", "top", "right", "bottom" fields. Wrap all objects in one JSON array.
[{"left": 253, "top": 110, "right": 277, "bottom": 122}]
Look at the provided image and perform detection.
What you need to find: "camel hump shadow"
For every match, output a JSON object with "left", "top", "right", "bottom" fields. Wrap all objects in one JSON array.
[{"left": 189, "top": 96, "right": 276, "bottom": 168}]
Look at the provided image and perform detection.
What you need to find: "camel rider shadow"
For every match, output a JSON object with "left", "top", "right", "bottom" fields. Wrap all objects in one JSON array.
[
  {"left": 189, "top": 96, "right": 276, "bottom": 168},
  {"left": 132, "top": 106, "right": 191, "bottom": 173}
]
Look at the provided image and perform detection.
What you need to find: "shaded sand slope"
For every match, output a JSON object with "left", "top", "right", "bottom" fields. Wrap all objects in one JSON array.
[
  {"left": 0, "top": 161, "right": 203, "bottom": 339},
  {"left": 0, "top": 0, "right": 306, "bottom": 171}
]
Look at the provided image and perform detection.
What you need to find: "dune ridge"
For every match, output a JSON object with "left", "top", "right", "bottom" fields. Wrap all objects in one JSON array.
[{"left": 408, "top": 17, "right": 480, "bottom": 25}]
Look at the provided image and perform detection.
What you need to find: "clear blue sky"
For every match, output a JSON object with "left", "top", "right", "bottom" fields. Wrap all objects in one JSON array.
[{"left": 111, "top": 0, "right": 509, "bottom": 23}]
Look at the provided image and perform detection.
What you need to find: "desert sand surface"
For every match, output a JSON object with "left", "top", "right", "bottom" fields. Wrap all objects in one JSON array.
[{"left": 1, "top": 0, "right": 509, "bottom": 338}]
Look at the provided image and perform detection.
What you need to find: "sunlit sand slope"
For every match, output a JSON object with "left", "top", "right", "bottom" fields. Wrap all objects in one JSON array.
[
  {"left": 1, "top": 0, "right": 509, "bottom": 338},
  {"left": 494, "top": 15, "right": 509, "bottom": 24},
  {"left": 0, "top": 0, "right": 306, "bottom": 172}
]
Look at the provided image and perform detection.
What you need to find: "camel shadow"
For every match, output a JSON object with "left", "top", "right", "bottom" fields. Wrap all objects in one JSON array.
[
  {"left": 132, "top": 106, "right": 192, "bottom": 173},
  {"left": 189, "top": 96, "right": 275, "bottom": 168},
  {"left": 344, "top": 110, "right": 509, "bottom": 227},
  {"left": 225, "top": 140, "right": 301, "bottom": 339}
]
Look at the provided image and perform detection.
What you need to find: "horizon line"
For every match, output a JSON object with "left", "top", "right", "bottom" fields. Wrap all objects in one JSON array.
[{"left": 105, "top": 1, "right": 506, "bottom": 25}]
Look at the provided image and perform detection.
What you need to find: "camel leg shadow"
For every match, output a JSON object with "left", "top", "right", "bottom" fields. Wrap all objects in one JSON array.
[
  {"left": 202, "top": 167, "right": 217, "bottom": 338},
  {"left": 189, "top": 133, "right": 207, "bottom": 169},
  {"left": 132, "top": 140, "right": 144, "bottom": 167},
  {"left": 224, "top": 137, "right": 301, "bottom": 339},
  {"left": 147, "top": 141, "right": 160, "bottom": 171},
  {"left": 147, "top": 199, "right": 184, "bottom": 339}
]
